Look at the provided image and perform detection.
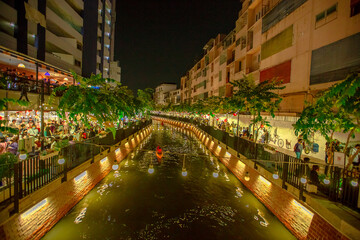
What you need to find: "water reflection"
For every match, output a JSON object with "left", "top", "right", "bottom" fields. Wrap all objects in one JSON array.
[{"left": 43, "top": 122, "right": 295, "bottom": 240}]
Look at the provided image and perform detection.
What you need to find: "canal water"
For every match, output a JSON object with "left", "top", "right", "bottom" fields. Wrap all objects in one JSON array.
[{"left": 43, "top": 123, "right": 295, "bottom": 240}]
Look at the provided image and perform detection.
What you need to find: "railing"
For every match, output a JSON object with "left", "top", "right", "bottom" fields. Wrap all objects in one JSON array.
[
  {"left": 0, "top": 120, "right": 152, "bottom": 211},
  {"left": 153, "top": 114, "right": 360, "bottom": 211}
]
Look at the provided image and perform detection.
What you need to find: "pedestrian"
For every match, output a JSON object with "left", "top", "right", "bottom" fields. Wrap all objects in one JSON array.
[
  {"left": 0, "top": 137, "right": 7, "bottom": 154},
  {"left": 310, "top": 165, "right": 320, "bottom": 186},
  {"left": 294, "top": 139, "right": 304, "bottom": 159},
  {"left": 348, "top": 144, "right": 360, "bottom": 171},
  {"left": 7, "top": 136, "right": 18, "bottom": 155}
]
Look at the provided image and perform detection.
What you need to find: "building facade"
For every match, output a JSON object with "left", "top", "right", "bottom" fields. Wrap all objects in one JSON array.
[
  {"left": 154, "top": 83, "right": 177, "bottom": 105},
  {"left": 0, "top": 0, "right": 120, "bottom": 80},
  {"left": 180, "top": 0, "right": 360, "bottom": 113}
]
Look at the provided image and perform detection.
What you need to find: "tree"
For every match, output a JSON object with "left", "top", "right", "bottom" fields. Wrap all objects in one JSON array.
[
  {"left": 231, "top": 75, "right": 285, "bottom": 141},
  {"left": 136, "top": 88, "right": 154, "bottom": 115},
  {"left": 52, "top": 72, "right": 135, "bottom": 137},
  {"left": 295, "top": 73, "right": 360, "bottom": 161}
]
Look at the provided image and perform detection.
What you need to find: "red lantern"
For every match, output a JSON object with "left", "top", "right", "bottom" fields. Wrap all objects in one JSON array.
[
  {"left": 233, "top": 113, "right": 237, "bottom": 116},
  {"left": 224, "top": 119, "right": 227, "bottom": 122}
]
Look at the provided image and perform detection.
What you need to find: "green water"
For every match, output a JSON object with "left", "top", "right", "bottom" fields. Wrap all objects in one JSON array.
[{"left": 43, "top": 123, "right": 295, "bottom": 240}]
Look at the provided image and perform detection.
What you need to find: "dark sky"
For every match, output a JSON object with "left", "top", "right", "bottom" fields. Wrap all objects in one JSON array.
[{"left": 114, "top": 0, "right": 242, "bottom": 91}]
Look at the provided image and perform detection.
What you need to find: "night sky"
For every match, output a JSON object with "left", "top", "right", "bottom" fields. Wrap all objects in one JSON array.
[{"left": 114, "top": 0, "right": 243, "bottom": 91}]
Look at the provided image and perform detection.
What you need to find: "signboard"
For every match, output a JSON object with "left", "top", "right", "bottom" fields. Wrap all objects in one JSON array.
[{"left": 333, "top": 152, "right": 345, "bottom": 167}]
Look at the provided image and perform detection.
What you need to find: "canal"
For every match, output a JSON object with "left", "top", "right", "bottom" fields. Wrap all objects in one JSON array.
[{"left": 43, "top": 123, "right": 295, "bottom": 239}]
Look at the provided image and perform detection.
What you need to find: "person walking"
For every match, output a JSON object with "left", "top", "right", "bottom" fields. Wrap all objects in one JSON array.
[{"left": 294, "top": 139, "right": 304, "bottom": 159}]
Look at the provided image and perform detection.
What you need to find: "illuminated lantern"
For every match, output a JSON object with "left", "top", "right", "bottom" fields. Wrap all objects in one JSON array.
[
  {"left": 58, "top": 156, "right": 65, "bottom": 164},
  {"left": 233, "top": 113, "right": 237, "bottom": 116},
  {"left": 244, "top": 172, "right": 250, "bottom": 181},
  {"left": 272, "top": 170, "right": 279, "bottom": 180}
]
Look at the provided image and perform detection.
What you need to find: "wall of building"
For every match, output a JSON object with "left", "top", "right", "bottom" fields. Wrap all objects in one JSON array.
[
  {"left": 0, "top": 125, "right": 152, "bottom": 240},
  {"left": 180, "top": 0, "right": 360, "bottom": 113}
]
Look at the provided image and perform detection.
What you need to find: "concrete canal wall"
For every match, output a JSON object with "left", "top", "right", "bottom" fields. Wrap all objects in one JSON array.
[
  {"left": 0, "top": 126, "right": 152, "bottom": 240},
  {"left": 156, "top": 117, "right": 352, "bottom": 240}
]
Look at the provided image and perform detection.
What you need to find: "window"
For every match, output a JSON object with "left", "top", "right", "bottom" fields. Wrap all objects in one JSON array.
[
  {"left": 316, "top": 12, "right": 325, "bottom": 22},
  {"left": 75, "top": 60, "right": 81, "bottom": 67},
  {"left": 211, "top": 63, "right": 214, "bottom": 72},
  {"left": 211, "top": 77, "right": 213, "bottom": 87},
  {"left": 315, "top": 3, "right": 338, "bottom": 28},
  {"left": 238, "top": 61, "right": 242, "bottom": 71},
  {"left": 351, "top": 0, "right": 360, "bottom": 17},
  {"left": 327, "top": 4, "right": 337, "bottom": 15},
  {"left": 77, "top": 42, "right": 82, "bottom": 50},
  {"left": 219, "top": 71, "right": 222, "bottom": 82}
]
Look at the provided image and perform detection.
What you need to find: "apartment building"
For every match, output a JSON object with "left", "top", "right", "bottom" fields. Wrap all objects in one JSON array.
[
  {"left": 169, "top": 89, "right": 181, "bottom": 105},
  {"left": 0, "top": 0, "right": 119, "bottom": 80},
  {"left": 181, "top": 0, "right": 360, "bottom": 113},
  {"left": 154, "top": 83, "right": 177, "bottom": 105}
]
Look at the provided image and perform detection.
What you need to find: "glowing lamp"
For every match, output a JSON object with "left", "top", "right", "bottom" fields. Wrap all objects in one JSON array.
[
  {"left": 233, "top": 113, "right": 237, "bottom": 116},
  {"left": 112, "top": 164, "right": 119, "bottom": 170},
  {"left": 100, "top": 157, "right": 107, "bottom": 163},
  {"left": 148, "top": 164, "right": 154, "bottom": 174},
  {"left": 64, "top": 77, "right": 68, "bottom": 81},
  {"left": 244, "top": 172, "right": 250, "bottom": 181},
  {"left": 45, "top": 72, "right": 50, "bottom": 76},
  {"left": 351, "top": 179, "right": 358, "bottom": 187},
  {"left": 182, "top": 168, "right": 187, "bottom": 177},
  {"left": 22, "top": 199, "right": 47, "bottom": 218},
  {"left": 58, "top": 157, "right": 65, "bottom": 165},
  {"left": 18, "top": 63, "right": 25, "bottom": 68},
  {"left": 19, "top": 153, "right": 27, "bottom": 160},
  {"left": 300, "top": 176, "right": 307, "bottom": 184},
  {"left": 74, "top": 171, "right": 87, "bottom": 181},
  {"left": 323, "top": 177, "right": 330, "bottom": 185},
  {"left": 213, "top": 172, "right": 219, "bottom": 178},
  {"left": 272, "top": 170, "right": 279, "bottom": 180}
]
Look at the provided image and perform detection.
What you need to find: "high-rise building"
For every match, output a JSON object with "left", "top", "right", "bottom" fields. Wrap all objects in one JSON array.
[{"left": 0, "top": 0, "right": 120, "bottom": 80}]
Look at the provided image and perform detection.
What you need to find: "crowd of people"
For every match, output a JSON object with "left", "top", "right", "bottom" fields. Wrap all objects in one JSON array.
[{"left": 0, "top": 116, "right": 142, "bottom": 158}]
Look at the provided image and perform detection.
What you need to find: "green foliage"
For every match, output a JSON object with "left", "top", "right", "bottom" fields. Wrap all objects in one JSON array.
[
  {"left": 231, "top": 75, "right": 285, "bottom": 141},
  {"left": 0, "top": 153, "right": 17, "bottom": 178},
  {"left": 136, "top": 88, "right": 154, "bottom": 114},
  {"left": 294, "top": 73, "right": 360, "bottom": 152},
  {"left": 52, "top": 72, "right": 136, "bottom": 137}
]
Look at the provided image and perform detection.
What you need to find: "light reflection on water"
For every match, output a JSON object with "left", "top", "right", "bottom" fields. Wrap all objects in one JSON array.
[{"left": 42, "top": 123, "right": 295, "bottom": 240}]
